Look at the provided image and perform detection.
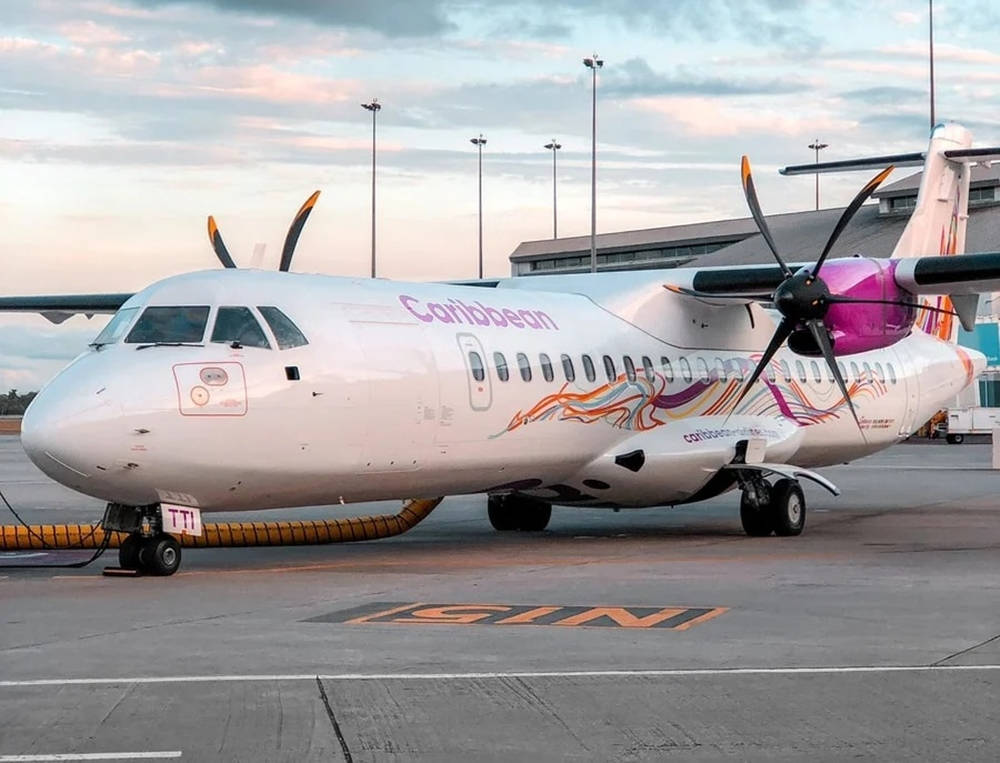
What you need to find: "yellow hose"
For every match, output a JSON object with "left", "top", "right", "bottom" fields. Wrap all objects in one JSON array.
[{"left": 0, "top": 497, "right": 443, "bottom": 550}]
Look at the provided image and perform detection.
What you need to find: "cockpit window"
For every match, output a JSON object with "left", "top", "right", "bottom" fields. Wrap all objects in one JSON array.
[
  {"left": 125, "top": 306, "right": 210, "bottom": 344},
  {"left": 211, "top": 306, "right": 270, "bottom": 349},
  {"left": 257, "top": 306, "right": 308, "bottom": 349},
  {"left": 91, "top": 306, "right": 139, "bottom": 346}
]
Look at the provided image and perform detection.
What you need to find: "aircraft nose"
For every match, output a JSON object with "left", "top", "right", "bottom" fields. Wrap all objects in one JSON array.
[{"left": 21, "top": 380, "right": 123, "bottom": 489}]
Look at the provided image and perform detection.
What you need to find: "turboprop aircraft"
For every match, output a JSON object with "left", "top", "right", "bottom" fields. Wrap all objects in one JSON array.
[{"left": 3, "top": 122, "right": 1000, "bottom": 576}]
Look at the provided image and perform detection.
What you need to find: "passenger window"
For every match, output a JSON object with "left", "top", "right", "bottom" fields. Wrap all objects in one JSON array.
[
  {"left": 582, "top": 354, "right": 596, "bottom": 382},
  {"left": 561, "top": 354, "right": 575, "bottom": 382},
  {"left": 862, "top": 362, "right": 872, "bottom": 381},
  {"left": 660, "top": 357, "right": 674, "bottom": 382},
  {"left": 494, "top": 352, "right": 509, "bottom": 382},
  {"left": 680, "top": 357, "right": 692, "bottom": 382},
  {"left": 874, "top": 362, "right": 884, "bottom": 383},
  {"left": 765, "top": 363, "right": 776, "bottom": 383},
  {"left": 539, "top": 353, "right": 554, "bottom": 382},
  {"left": 603, "top": 355, "right": 616, "bottom": 382},
  {"left": 734, "top": 360, "right": 745, "bottom": 382},
  {"left": 126, "top": 306, "right": 210, "bottom": 344},
  {"left": 838, "top": 361, "right": 848, "bottom": 381},
  {"left": 92, "top": 306, "right": 139, "bottom": 346},
  {"left": 827, "top": 363, "right": 835, "bottom": 383},
  {"left": 258, "top": 306, "right": 308, "bottom": 349},
  {"left": 212, "top": 306, "right": 270, "bottom": 349},
  {"left": 795, "top": 360, "right": 806, "bottom": 383},
  {"left": 780, "top": 359, "right": 790, "bottom": 382},
  {"left": 641, "top": 356, "right": 655, "bottom": 382},
  {"left": 517, "top": 353, "right": 532, "bottom": 382},
  {"left": 714, "top": 357, "right": 727, "bottom": 382},
  {"left": 696, "top": 357, "right": 709, "bottom": 382},
  {"left": 850, "top": 361, "right": 860, "bottom": 380},
  {"left": 623, "top": 356, "right": 636, "bottom": 382},
  {"left": 468, "top": 351, "right": 485, "bottom": 382},
  {"left": 810, "top": 361, "right": 821, "bottom": 383},
  {"left": 887, "top": 363, "right": 897, "bottom": 384}
]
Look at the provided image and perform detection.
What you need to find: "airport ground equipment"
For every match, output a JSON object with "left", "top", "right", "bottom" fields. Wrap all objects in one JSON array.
[{"left": 0, "top": 497, "right": 442, "bottom": 575}]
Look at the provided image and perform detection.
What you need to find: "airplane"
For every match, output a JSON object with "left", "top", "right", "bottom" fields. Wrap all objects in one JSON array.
[{"left": 3, "top": 122, "right": 1000, "bottom": 577}]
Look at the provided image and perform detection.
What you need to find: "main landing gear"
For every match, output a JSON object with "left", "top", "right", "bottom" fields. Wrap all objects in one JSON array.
[
  {"left": 739, "top": 477, "right": 805, "bottom": 537},
  {"left": 105, "top": 503, "right": 182, "bottom": 576},
  {"left": 488, "top": 494, "right": 552, "bottom": 532}
]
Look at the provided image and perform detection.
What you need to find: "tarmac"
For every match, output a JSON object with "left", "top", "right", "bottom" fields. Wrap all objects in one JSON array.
[{"left": 1, "top": 435, "right": 999, "bottom": 761}]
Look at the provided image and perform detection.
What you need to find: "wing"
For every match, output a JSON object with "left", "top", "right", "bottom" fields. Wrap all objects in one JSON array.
[{"left": 0, "top": 294, "right": 134, "bottom": 324}]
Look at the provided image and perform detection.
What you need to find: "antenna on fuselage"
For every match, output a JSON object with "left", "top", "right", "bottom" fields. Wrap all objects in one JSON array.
[{"left": 205, "top": 190, "right": 321, "bottom": 272}]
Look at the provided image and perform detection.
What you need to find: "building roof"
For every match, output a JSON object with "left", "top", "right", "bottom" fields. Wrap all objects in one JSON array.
[
  {"left": 510, "top": 166, "right": 1000, "bottom": 268},
  {"left": 691, "top": 201, "right": 1000, "bottom": 269},
  {"left": 873, "top": 165, "right": 1000, "bottom": 199}
]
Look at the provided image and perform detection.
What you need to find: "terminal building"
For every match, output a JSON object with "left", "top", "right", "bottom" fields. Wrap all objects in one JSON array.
[{"left": 508, "top": 167, "right": 1000, "bottom": 410}]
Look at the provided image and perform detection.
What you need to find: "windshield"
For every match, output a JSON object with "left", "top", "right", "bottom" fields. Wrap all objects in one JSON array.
[
  {"left": 91, "top": 307, "right": 140, "bottom": 347},
  {"left": 125, "top": 306, "right": 210, "bottom": 344},
  {"left": 211, "top": 306, "right": 270, "bottom": 349},
  {"left": 258, "top": 306, "right": 308, "bottom": 349}
]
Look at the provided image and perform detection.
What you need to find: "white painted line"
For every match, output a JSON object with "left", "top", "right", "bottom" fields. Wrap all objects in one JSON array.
[
  {"left": 0, "top": 754, "right": 181, "bottom": 761},
  {"left": 1, "top": 664, "right": 999, "bottom": 687}
]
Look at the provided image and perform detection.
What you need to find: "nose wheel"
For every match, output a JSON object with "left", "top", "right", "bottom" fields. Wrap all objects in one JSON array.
[
  {"left": 118, "top": 533, "right": 182, "bottom": 576},
  {"left": 740, "top": 478, "right": 805, "bottom": 537}
]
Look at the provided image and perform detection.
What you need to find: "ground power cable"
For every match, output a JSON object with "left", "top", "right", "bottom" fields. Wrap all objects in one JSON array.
[{"left": 0, "top": 487, "right": 111, "bottom": 569}]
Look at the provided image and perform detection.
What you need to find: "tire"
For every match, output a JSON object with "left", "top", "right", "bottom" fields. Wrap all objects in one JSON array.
[
  {"left": 771, "top": 479, "right": 805, "bottom": 537},
  {"left": 118, "top": 535, "right": 141, "bottom": 570},
  {"left": 740, "top": 492, "right": 773, "bottom": 537},
  {"left": 946, "top": 433, "right": 963, "bottom": 445},
  {"left": 487, "top": 495, "right": 519, "bottom": 531},
  {"left": 518, "top": 502, "right": 552, "bottom": 532},
  {"left": 140, "top": 536, "right": 182, "bottom": 576}
]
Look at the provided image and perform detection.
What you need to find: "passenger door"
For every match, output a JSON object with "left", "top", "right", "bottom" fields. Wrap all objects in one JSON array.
[{"left": 456, "top": 332, "right": 492, "bottom": 411}]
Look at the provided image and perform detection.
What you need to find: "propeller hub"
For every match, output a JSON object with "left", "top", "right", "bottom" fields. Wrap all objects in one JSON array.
[{"left": 774, "top": 270, "right": 830, "bottom": 322}]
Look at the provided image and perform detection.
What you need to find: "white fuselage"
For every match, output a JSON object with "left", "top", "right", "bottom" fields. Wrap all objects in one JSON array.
[{"left": 20, "top": 268, "right": 983, "bottom": 512}]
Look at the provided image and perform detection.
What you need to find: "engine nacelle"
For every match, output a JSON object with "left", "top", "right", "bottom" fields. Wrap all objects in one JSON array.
[{"left": 789, "top": 257, "right": 916, "bottom": 357}]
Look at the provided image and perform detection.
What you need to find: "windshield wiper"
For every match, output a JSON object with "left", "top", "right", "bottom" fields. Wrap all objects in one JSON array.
[
  {"left": 88, "top": 342, "right": 108, "bottom": 351},
  {"left": 135, "top": 342, "right": 205, "bottom": 350}
]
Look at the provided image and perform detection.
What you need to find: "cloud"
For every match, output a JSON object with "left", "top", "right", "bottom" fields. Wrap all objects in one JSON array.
[
  {"left": 132, "top": 0, "right": 455, "bottom": 37},
  {"left": 839, "top": 86, "right": 926, "bottom": 104},
  {"left": 603, "top": 57, "right": 810, "bottom": 98}
]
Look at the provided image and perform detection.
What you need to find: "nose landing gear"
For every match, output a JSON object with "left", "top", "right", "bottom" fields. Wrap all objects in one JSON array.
[
  {"left": 739, "top": 477, "right": 805, "bottom": 537},
  {"left": 106, "top": 503, "right": 183, "bottom": 576}
]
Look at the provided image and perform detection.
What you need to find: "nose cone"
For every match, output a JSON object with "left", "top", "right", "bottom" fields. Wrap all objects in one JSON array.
[{"left": 20, "top": 356, "right": 130, "bottom": 499}]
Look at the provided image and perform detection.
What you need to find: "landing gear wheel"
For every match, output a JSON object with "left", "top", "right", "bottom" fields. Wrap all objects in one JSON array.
[
  {"left": 488, "top": 495, "right": 552, "bottom": 532},
  {"left": 118, "top": 534, "right": 142, "bottom": 570},
  {"left": 740, "top": 492, "right": 774, "bottom": 537},
  {"left": 488, "top": 496, "right": 519, "bottom": 531},
  {"left": 517, "top": 502, "right": 552, "bottom": 532},
  {"left": 770, "top": 479, "right": 805, "bottom": 537},
  {"left": 138, "top": 535, "right": 182, "bottom": 576}
]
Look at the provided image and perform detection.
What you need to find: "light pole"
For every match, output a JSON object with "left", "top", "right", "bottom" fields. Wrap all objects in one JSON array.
[
  {"left": 470, "top": 134, "right": 487, "bottom": 279},
  {"left": 808, "top": 139, "right": 828, "bottom": 211},
  {"left": 583, "top": 55, "right": 603, "bottom": 273},
  {"left": 544, "top": 140, "right": 561, "bottom": 239},
  {"left": 361, "top": 99, "right": 381, "bottom": 278},
  {"left": 929, "top": 0, "right": 936, "bottom": 128}
]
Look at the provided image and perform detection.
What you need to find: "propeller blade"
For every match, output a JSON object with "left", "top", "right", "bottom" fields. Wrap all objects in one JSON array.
[
  {"left": 279, "top": 190, "right": 321, "bottom": 273},
  {"left": 813, "top": 165, "right": 894, "bottom": 276},
  {"left": 729, "top": 316, "right": 795, "bottom": 417},
  {"left": 207, "top": 216, "right": 238, "bottom": 269},
  {"left": 741, "top": 156, "right": 792, "bottom": 278},
  {"left": 825, "top": 294, "right": 958, "bottom": 316},
  {"left": 805, "top": 318, "right": 865, "bottom": 439}
]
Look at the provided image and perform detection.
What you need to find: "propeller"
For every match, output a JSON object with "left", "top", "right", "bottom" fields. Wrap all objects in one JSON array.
[
  {"left": 205, "top": 190, "right": 321, "bottom": 272},
  {"left": 721, "top": 158, "right": 904, "bottom": 433}
]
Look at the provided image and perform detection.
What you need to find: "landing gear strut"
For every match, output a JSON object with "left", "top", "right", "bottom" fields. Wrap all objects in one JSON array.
[
  {"left": 488, "top": 494, "right": 552, "bottom": 532},
  {"left": 739, "top": 477, "right": 805, "bottom": 537},
  {"left": 106, "top": 503, "right": 183, "bottom": 576}
]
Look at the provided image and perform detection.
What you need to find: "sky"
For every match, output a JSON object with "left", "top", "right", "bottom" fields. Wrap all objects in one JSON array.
[{"left": 2, "top": 0, "right": 1000, "bottom": 389}]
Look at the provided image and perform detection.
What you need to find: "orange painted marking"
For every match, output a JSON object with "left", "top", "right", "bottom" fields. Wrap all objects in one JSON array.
[
  {"left": 672, "top": 607, "right": 729, "bottom": 631},
  {"left": 392, "top": 605, "right": 513, "bottom": 625},
  {"left": 345, "top": 602, "right": 423, "bottom": 625},
  {"left": 553, "top": 606, "right": 687, "bottom": 628},
  {"left": 494, "top": 606, "right": 563, "bottom": 625}
]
